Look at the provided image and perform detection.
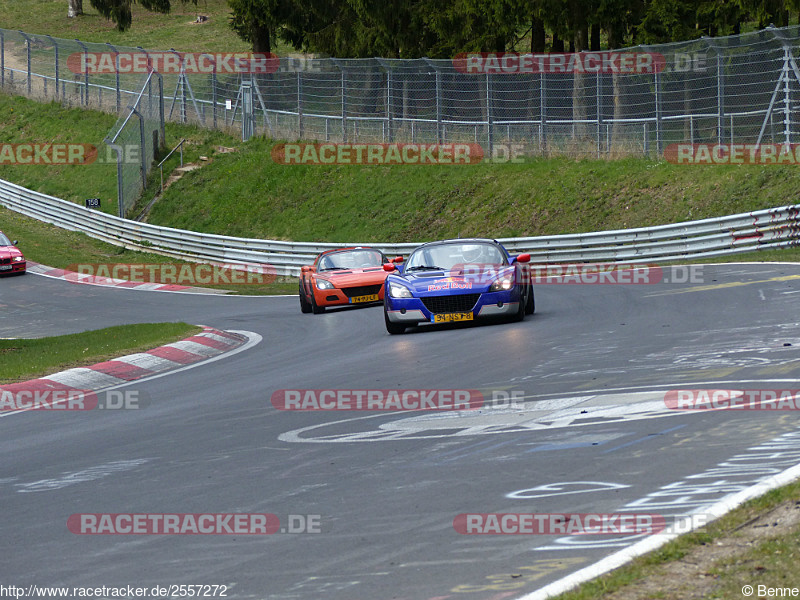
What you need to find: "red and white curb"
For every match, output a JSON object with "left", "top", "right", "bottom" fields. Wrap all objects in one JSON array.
[
  {"left": 0, "top": 326, "right": 258, "bottom": 414},
  {"left": 27, "top": 262, "right": 229, "bottom": 295}
]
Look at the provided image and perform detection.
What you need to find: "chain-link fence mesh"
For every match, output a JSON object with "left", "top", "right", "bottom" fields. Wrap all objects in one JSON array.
[{"left": 3, "top": 24, "right": 800, "bottom": 165}]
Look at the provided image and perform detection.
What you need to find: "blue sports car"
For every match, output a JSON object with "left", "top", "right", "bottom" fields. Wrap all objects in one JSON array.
[{"left": 382, "top": 238, "right": 534, "bottom": 334}]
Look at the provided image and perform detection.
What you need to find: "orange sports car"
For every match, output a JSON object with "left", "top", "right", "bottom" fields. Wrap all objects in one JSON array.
[{"left": 299, "top": 247, "right": 403, "bottom": 314}]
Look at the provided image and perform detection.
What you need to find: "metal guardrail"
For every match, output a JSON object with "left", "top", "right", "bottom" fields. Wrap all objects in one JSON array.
[{"left": 1, "top": 176, "right": 799, "bottom": 277}]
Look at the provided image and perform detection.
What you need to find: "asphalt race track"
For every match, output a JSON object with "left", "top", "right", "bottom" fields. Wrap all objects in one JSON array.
[{"left": 2, "top": 262, "right": 800, "bottom": 599}]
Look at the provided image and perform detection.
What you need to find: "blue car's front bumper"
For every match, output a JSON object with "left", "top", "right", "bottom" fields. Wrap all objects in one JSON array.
[{"left": 385, "top": 289, "right": 520, "bottom": 325}]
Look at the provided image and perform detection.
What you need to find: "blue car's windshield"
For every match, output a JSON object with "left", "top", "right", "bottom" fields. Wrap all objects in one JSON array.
[{"left": 405, "top": 242, "right": 507, "bottom": 271}]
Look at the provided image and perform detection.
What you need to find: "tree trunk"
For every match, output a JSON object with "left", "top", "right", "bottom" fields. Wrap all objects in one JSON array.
[
  {"left": 590, "top": 24, "right": 600, "bottom": 51},
  {"left": 531, "top": 17, "right": 545, "bottom": 53},
  {"left": 67, "top": 0, "right": 83, "bottom": 18},
  {"left": 251, "top": 25, "right": 271, "bottom": 54}
]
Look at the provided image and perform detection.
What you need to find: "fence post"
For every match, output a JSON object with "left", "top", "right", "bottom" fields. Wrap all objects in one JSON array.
[
  {"left": 241, "top": 81, "right": 255, "bottom": 141},
  {"left": 436, "top": 69, "right": 442, "bottom": 144},
  {"left": 1, "top": 31, "right": 4, "bottom": 88},
  {"left": 596, "top": 71, "right": 602, "bottom": 157},
  {"left": 106, "top": 43, "right": 120, "bottom": 111},
  {"left": 45, "top": 36, "right": 59, "bottom": 99},
  {"left": 654, "top": 70, "right": 662, "bottom": 156},
  {"left": 212, "top": 69, "right": 217, "bottom": 129},
  {"left": 155, "top": 71, "right": 165, "bottom": 147},
  {"left": 134, "top": 108, "right": 147, "bottom": 190},
  {"left": 76, "top": 39, "right": 89, "bottom": 105},
  {"left": 716, "top": 49, "right": 724, "bottom": 145},
  {"left": 106, "top": 141, "right": 125, "bottom": 218},
  {"left": 334, "top": 62, "right": 347, "bottom": 143},
  {"left": 387, "top": 68, "right": 393, "bottom": 142},
  {"left": 377, "top": 58, "right": 393, "bottom": 143},
  {"left": 19, "top": 32, "right": 31, "bottom": 95},
  {"left": 486, "top": 73, "right": 493, "bottom": 158},
  {"left": 783, "top": 46, "right": 792, "bottom": 145},
  {"left": 540, "top": 73, "right": 547, "bottom": 155},
  {"left": 297, "top": 70, "right": 304, "bottom": 139}
]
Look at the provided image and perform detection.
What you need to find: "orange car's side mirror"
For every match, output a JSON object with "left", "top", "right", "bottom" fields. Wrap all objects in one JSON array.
[{"left": 383, "top": 263, "right": 396, "bottom": 272}]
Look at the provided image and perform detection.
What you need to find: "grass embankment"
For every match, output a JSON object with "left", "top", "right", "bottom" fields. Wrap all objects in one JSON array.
[
  {"left": 0, "top": 323, "right": 201, "bottom": 384},
  {"left": 3, "top": 90, "right": 800, "bottom": 274},
  {"left": 152, "top": 136, "right": 800, "bottom": 244}
]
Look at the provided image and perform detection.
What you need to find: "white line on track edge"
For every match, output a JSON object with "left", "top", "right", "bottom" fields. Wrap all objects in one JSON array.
[{"left": 518, "top": 460, "right": 800, "bottom": 600}]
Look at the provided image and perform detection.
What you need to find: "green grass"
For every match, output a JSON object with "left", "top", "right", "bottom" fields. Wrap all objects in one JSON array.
[
  {"left": 0, "top": 322, "right": 202, "bottom": 383},
  {"left": 0, "top": 0, "right": 251, "bottom": 53},
  {"left": 0, "top": 90, "right": 239, "bottom": 213}
]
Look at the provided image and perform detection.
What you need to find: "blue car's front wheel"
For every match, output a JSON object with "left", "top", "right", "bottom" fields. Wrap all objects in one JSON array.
[
  {"left": 525, "top": 284, "right": 535, "bottom": 315},
  {"left": 384, "top": 302, "right": 406, "bottom": 335}
]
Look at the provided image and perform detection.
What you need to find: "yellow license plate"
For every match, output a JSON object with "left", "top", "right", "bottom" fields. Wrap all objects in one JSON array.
[
  {"left": 350, "top": 293, "right": 380, "bottom": 303},
  {"left": 433, "top": 312, "right": 474, "bottom": 323}
]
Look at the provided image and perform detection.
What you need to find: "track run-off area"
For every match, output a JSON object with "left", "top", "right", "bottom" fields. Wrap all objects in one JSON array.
[{"left": 1, "top": 261, "right": 800, "bottom": 599}]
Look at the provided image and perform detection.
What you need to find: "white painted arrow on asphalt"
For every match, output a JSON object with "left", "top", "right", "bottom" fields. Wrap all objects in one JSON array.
[{"left": 506, "top": 481, "right": 630, "bottom": 499}]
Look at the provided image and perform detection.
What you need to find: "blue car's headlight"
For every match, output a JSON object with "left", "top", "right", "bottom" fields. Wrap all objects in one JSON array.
[
  {"left": 388, "top": 282, "right": 413, "bottom": 298},
  {"left": 315, "top": 278, "right": 334, "bottom": 290},
  {"left": 489, "top": 275, "right": 514, "bottom": 292}
]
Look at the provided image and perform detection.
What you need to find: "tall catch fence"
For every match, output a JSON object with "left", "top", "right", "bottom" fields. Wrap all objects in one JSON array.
[
  {"left": 103, "top": 69, "right": 164, "bottom": 216},
  {"left": 2, "top": 25, "right": 800, "bottom": 160}
]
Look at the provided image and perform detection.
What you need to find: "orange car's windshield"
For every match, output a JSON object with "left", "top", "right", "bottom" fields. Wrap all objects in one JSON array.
[{"left": 319, "top": 249, "right": 386, "bottom": 271}]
